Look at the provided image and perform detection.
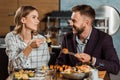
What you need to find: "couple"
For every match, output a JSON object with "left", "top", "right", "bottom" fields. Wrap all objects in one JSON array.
[{"left": 5, "top": 5, "right": 119, "bottom": 76}]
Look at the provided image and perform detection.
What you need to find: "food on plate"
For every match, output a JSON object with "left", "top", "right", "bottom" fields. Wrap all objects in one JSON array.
[
  {"left": 49, "top": 64, "right": 92, "bottom": 73},
  {"left": 28, "top": 70, "right": 35, "bottom": 77},
  {"left": 14, "top": 72, "right": 29, "bottom": 80},
  {"left": 50, "top": 65, "right": 54, "bottom": 70},
  {"left": 22, "top": 74, "right": 29, "bottom": 79},
  {"left": 42, "top": 66, "right": 48, "bottom": 71},
  {"left": 63, "top": 68, "right": 71, "bottom": 74},
  {"left": 14, "top": 69, "right": 35, "bottom": 79},
  {"left": 76, "top": 65, "right": 92, "bottom": 73},
  {"left": 14, "top": 72, "right": 22, "bottom": 79},
  {"left": 59, "top": 66, "right": 63, "bottom": 72}
]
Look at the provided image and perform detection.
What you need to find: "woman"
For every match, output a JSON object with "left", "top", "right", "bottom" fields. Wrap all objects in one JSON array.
[{"left": 5, "top": 6, "right": 50, "bottom": 73}]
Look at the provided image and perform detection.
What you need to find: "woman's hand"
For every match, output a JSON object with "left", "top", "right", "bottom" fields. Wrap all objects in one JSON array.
[
  {"left": 30, "top": 38, "right": 44, "bottom": 48},
  {"left": 74, "top": 53, "right": 91, "bottom": 63},
  {"left": 23, "top": 38, "right": 44, "bottom": 57}
]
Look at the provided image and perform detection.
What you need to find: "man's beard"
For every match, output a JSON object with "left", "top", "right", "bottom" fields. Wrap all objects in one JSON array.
[{"left": 73, "top": 25, "right": 85, "bottom": 35}]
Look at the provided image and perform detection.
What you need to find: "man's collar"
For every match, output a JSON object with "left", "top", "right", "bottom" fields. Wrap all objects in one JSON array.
[{"left": 75, "top": 28, "right": 92, "bottom": 44}]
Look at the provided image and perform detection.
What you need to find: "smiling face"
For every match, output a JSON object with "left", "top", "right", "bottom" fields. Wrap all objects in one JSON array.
[
  {"left": 69, "top": 5, "right": 95, "bottom": 36},
  {"left": 70, "top": 11, "right": 86, "bottom": 34},
  {"left": 21, "top": 10, "right": 40, "bottom": 31}
]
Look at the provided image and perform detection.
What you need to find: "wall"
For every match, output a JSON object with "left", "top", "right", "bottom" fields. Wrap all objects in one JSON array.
[
  {"left": 0, "top": 0, "right": 59, "bottom": 36},
  {"left": 60, "top": 0, "right": 120, "bottom": 59},
  {"left": 0, "top": 0, "right": 17, "bottom": 36}
]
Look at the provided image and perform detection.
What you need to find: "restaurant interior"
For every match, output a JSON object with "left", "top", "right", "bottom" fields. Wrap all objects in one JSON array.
[{"left": 0, "top": 0, "right": 120, "bottom": 80}]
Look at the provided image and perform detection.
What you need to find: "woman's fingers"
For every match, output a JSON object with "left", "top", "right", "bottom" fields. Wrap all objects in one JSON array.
[{"left": 30, "top": 38, "right": 44, "bottom": 48}]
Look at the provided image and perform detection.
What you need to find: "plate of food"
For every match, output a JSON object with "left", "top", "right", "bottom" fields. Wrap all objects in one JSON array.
[
  {"left": 13, "top": 68, "right": 35, "bottom": 80},
  {"left": 60, "top": 65, "right": 91, "bottom": 79}
]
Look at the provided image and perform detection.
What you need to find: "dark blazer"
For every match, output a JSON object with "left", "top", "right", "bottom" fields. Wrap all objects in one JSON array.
[{"left": 56, "top": 28, "right": 120, "bottom": 74}]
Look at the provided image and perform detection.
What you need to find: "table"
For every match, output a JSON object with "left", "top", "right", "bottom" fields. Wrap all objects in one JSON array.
[
  {"left": 7, "top": 70, "right": 110, "bottom": 80},
  {"left": 99, "top": 71, "right": 107, "bottom": 79},
  {"left": 99, "top": 71, "right": 110, "bottom": 80},
  {"left": 6, "top": 47, "right": 111, "bottom": 80}
]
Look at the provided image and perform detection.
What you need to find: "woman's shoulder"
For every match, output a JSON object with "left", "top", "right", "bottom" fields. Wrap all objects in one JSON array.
[
  {"left": 5, "top": 31, "right": 15, "bottom": 38},
  {"left": 5, "top": 31, "right": 18, "bottom": 41}
]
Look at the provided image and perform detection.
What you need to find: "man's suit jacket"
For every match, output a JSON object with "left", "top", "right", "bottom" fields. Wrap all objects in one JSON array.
[{"left": 56, "top": 28, "right": 120, "bottom": 74}]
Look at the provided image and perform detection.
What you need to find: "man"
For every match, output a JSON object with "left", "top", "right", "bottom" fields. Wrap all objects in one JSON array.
[{"left": 56, "top": 4, "right": 119, "bottom": 74}]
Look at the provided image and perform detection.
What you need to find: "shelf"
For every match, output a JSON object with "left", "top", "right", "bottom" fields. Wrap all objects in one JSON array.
[{"left": 47, "top": 16, "right": 109, "bottom": 44}]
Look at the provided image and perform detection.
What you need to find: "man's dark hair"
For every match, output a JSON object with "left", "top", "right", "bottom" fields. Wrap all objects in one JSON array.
[{"left": 72, "top": 4, "right": 95, "bottom": 24}]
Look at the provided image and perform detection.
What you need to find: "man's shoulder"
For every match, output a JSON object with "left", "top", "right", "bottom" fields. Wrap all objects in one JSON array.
[
  {"left": 64, "top": 32, "right": 74, "bottom": 38},
  {"left": 93, "top": 28, "right": 112, "bottom": 40},
  {"left": 93, "top": 28, "right": 110, "bottom": 36}
]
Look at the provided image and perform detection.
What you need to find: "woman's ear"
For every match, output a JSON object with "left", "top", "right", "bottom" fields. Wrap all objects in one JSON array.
[{"left": 21, "top": 17, "right": 26, "bottom": 23}]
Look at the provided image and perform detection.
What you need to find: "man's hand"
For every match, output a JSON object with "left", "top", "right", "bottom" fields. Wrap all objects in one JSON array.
[{"left": 74, "top": 53, "right": 91, "bottom": 63}]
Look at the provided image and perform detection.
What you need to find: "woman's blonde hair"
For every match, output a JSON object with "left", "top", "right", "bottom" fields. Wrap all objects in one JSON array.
[{"left": 13, "top": 6, "right": 38, "bottom": 34}]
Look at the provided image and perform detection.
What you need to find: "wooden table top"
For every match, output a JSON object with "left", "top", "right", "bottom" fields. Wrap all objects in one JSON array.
[{"left": 99, "top": 71, "right": 107, "bottom": 79}]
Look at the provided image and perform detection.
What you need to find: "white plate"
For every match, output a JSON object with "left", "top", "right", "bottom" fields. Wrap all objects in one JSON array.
[{"left": 61, "top": 72, "right": 86, "bottom": 79}]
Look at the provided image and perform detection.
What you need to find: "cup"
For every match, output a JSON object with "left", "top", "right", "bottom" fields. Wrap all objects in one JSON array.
[{"left": 89, "top": 69, "right": 99, "bottom": 80}]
